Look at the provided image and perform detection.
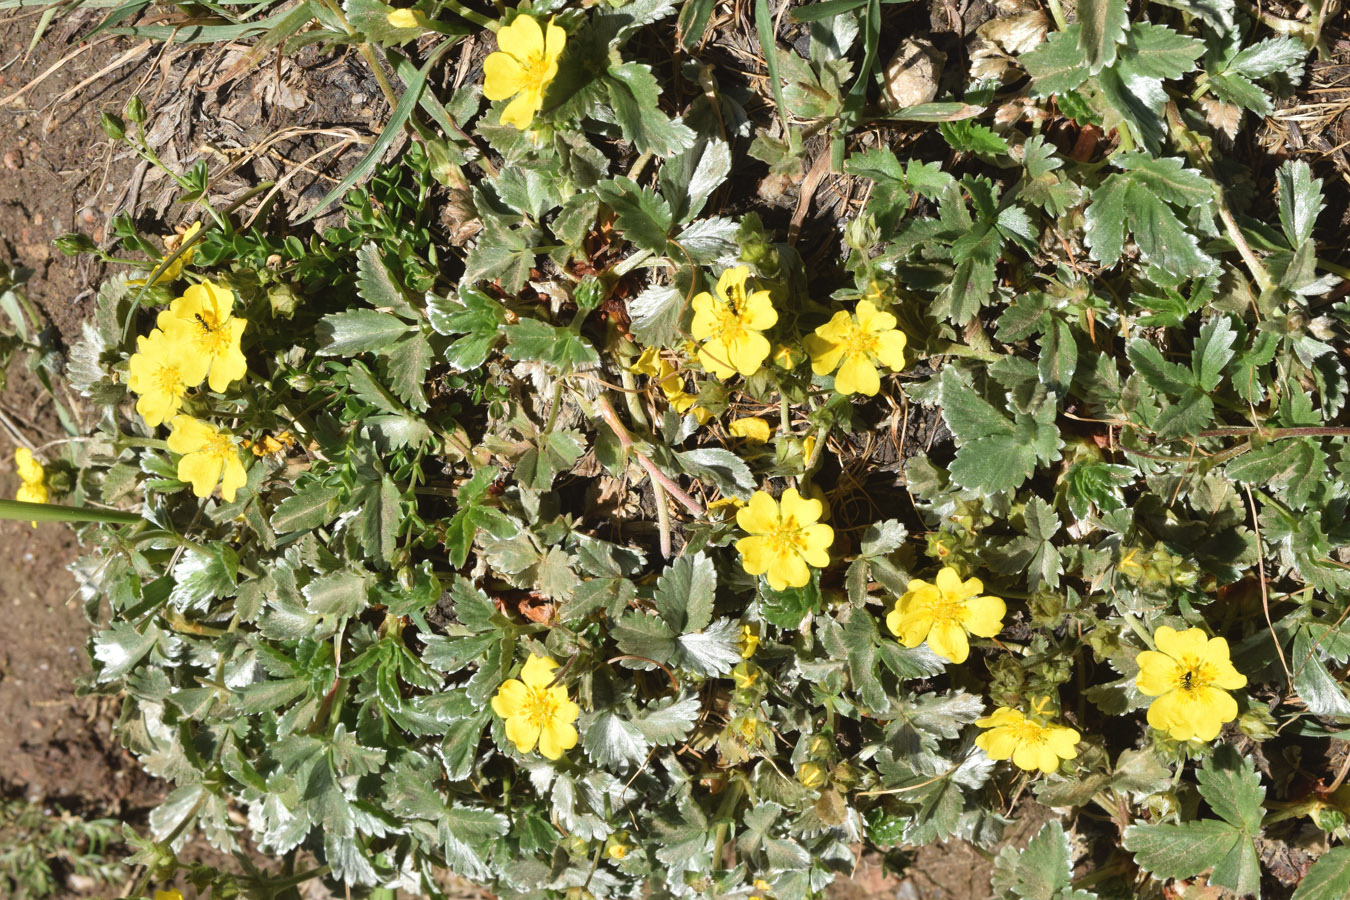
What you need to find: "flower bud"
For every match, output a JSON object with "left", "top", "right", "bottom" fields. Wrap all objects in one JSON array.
[
  {"left": 797, "top": 761, "right": 827, "bottom": 789},
  {"left": 54, "top": 232, "right": 97, "bottom": 256},
  {"left": 100, "top": 113, "right": 126, "bottom": 142},
  {"left": 125, "top": 95, "right": 147, "bottom": 124}
]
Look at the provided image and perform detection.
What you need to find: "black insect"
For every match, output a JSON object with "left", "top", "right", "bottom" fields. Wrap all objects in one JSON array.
[
  {"left": 194, "top": 313, "right": 212, "bottom": 331},
  {"left": 1181, "top": 670, "right": 1194, "bottom": 689}
]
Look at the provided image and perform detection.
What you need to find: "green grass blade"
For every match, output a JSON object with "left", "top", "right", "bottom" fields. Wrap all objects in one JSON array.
[
  {"left": 295, "top": 41, "right": 453, "bottom": 224},
  {"left": 0, "top": 499, "right": 142, "bottom": 525},
  {"left": 753, "top": 0, "right": 791, "bottom": 141}
]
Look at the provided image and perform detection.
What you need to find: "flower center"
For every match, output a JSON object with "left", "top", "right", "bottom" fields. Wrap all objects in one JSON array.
[
  {"left": 194, "top": 311, "right": 233, "bottom": 356},
  {"left": 929, "top": 596, "right": 966, "bottom": 626},
  {"left": 842, "top": 321, "right": 879, "bottom": 357},
  {"left": 204, "top": 433, "right": 236, "bottom": 461},
  {"left": 522, "top": 52, "right": 552, "bottom": 90},
  {"left": 155, "top": 363, "right": 185, "bottom": 396},
  {"left": 522, "top": 686, "right": 559, "bottom": 728},
  {"left": 764, "top": 515, "right": 807, "bottom": 557},
  {"left": 712, "top": 302, "right": 748, "bottom": 342},
  {"left": 1175, "top": 658, "right": 1213, "bottom": 693},
  {"left": 1013, "top": 720, "right": 1048, "bottom": 745}
]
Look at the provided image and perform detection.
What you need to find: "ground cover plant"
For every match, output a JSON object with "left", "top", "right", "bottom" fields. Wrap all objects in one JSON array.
[{"left": 4, "top": 0, "right": 1350, "bottom": 896}]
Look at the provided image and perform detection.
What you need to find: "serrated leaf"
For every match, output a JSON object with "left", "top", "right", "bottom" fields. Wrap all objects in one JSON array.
[
  {"left": 503, "top": 318, "right": 599, "bottom": 371},
  {"left": 356, "top": 243, "right": 417, "bottom": 319},
  {"left": 1121, "top": 22, "right": 1205, "bottom": 80},
  {"left": 316, "top": 309, "right": 413, "bottom": 355},
  {"left": 463, "top": 221, "right": 536, "bottom": 294},
  {"left": 1277, "top": 159, "right": 1323, "bottom": 248},
  {"left": 1006, "top": 820, "right": 1074, "bottom": 900},
  {"left": 1291, "top": 846, "right": 1350, "bottom": 900},
  {"left": 1292, "top": 626, "right": 1350, "bottom": 719},
  {"left": 1192, "top": 316, "right": 1237, "bottom": 392},
  {"left": 271, "top": 481, "right": 343, "bottom": 533},
  {"left": 1079, "top": 0, "right": 1128, "bottom": 70},
  {"left": 939, "top": 367, "right": 1014, "bottom": 442},
  {"left": 628, "top": 282, "right": 685, "bottom": 347},
  {"left": 1197, "top": 745, "right": 1265, "bottom": 832},
  {"left": 582, "top": 710, "right": 651, "bottom": 768},
  {"left": 1150, "top": 0, "right": 1234, "bottom": 33},
  {"left": 593, "top": 176, "right": 673, "bottom": 254},
  {"left": 1127, "top": 339, "right": 1197, "bottom": 395},
  {"left": 1227, "top": 439, "right": 1325, "bottom": 511},
  {"left": 303, "top": 569, "right": 370, "bottom": 622},
  {"left": 1228, "top": 34, "right": 1307, "bottom": 81},
  {"left": 1023, "top": 27, "right": 1090, "bottom": 95},
  {"left": 661, "top": 138, "right": 732, "bottom": 222},
  {"left": 674, "top": 618, "right": 742, "bottom": 675},
  {"left": 1039, "top": 317, "right": 1078, "bottom": 397},
  {"left": 606, "top": 63, "right": 697, "bottom": 157},
  {"left": 676, "top": 447, "right": 756, "bottom": 498},
  {"left": 653, "top": 552, "right": 717, "bottom": 633},
  {"left": 633, "top": 695, "right": 701, "bottom": 745},
  {"left": 382, "top": 332, "right": 432, "bottom": 411}
]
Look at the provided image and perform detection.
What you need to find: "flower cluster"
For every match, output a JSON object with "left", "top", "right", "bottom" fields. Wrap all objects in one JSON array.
[{"left": 126, "top": 278, "right": 250, "bottom": 501}]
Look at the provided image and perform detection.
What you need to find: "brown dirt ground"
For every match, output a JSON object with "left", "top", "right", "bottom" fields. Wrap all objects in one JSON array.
[{"left": 1, "top": 3, "right": 1348, "bottom": 900}]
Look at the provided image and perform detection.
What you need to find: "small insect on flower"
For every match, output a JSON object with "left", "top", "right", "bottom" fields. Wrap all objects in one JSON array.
[
  {"left": 886, "top": 567, "right": 1005, "bottom": 664},
  {"left": 690, "top": 266, "right": 778, "bottom": 379},
  {"left": 491, "top": 653, "right": 581, "bottom": 760},
  {"left": 157, "top": 279, "right": 248, "bottom": 393},
  {"left": 482, "top": 14, "right": 567, "bottom": 130},
  {"left": 1135, "top": 625, "right": 1246, "bottom": 742},
  {"left": 735, "top": 488, "right": 834, "bottom": 591},
  {"left": 803, "top": 300, "right": 907, "bottom": 396},
  {"left": 975, "top": 700, "right": 1081, "bottom": 774},
  {"left": 127, "top": 329, "right": 211, "bottom": 427},
  {"left": 167, "top": 415, "right": 249, "bottom": 502}
]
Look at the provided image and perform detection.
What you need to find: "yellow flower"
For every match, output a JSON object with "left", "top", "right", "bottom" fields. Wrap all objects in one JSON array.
[
  {"left": 249, "top": 430, "right": 295, "bottom": 457},
  {"left": 483, "top": 15, "right": 566, "bottom": 130},
  {"left": 690, "top": 266, "right": 778, "bottom": 379},
  {"left": 729, "top": 417, "right": 771, "bottom": 443},
  {"left": 127, "top": 329, "right": 210, "bottom": 427},
  {"left": 157, "top": 280, "right": 248, "bottom": 393},
  {"left": 385, "top": 7, "right": 422, "bottom": 28},
  {"left": 491, "top": 653, "right": 580, "bottom": 760},
  {"left": 633, "top": 348, "right": 712, "bottom": 424},
  {"left": 803, "top": 300, "right": 907, "bottom": 396},
  {"left": 975, "top": 705, "right": 1081, "bottom": 773},
  {"left": 155, "top": 891, "right": 184, "bottom": 900},
  {"left": 739, "top": 624, "right": 760, "bottom": 658},
  {"left": 735, "top": 488, "right": 833, "bottom": 591},
  {"left": 1136, "top": 625, "right": 1246, "bottom": 742},
  {"left": 167, "top": 415, "right": 249, "bottom": 502},
  {"left": 885, "top": 567, "right": 1005, "bottom": 664},
  {"left": 131, "top": 222, "right": 200, "bottom": 286},
  {"left": 14, "top": 447, "right": 47, "bottom": 505}
]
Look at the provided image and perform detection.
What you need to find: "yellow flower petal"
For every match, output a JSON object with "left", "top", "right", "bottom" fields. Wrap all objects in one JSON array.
[
  {"left": 543, "top": 17, "right": 566, "bottom": 61},
  {"left": 934, "top": 567, "right": 966, "bottom": 596},
  {"left": 834, "top": 351, "right": 880, "bottom": 396},
  {"left": 960, "top": 594, "right": 1006, "bottom": 638},
  {"left": 500, "top": 90, "right": 542, "bottom": 130},
  {"left": 386, "top": 7, "right": 421, "bottom": 28},
  {"left": 178, "top": 447, "right": 225, "bottom": 499},
  {"left": 778, "top": 487, "right": 822, "bottom": 527},
  {"left": 764, "top": 553, "right": 810, "bottom": 591},
  {"left": 166, "top": 415, "right": 215, "bottom": 454},
  {"left": 497, "top": 13, "right": 545, "bottom": 60},
  {"left": 520, "top": 653, "right": 559, "bottom": 688},
  {"left": 504, "top": 713, "right": 541, "bottom": 754},
  {"left": 492, "top": 678, "right": 528, "bottom": 719},
  {"left": 715, "top": 266, "right": 750, "bottom": 303},
  {"left": 927, "top": 619, "right": 970, "bottom": 663},
  {"left": 1134, "top": 650, "right": 1182, "bottom": 696},
  {"left": 729, "top": 417, "right": 772, "bottom": 443},
  {"left": 736, "top": 491, "right": 781, "bottom": 535},
  {"left": 735, "top": 535, "right": 776, "bottom": 576},
  {"left": 740, "top": 289, "right": 778, "bottom": 332},
  {"left": 874, "top": 329, "right": 907, "bottom": 371},
  {"left": 799, "top": 523, "right": 834, "bottom": 568},
  {"left": 1154, "top": 625, "right": 1207, "bottom": 661},
  {"left": 726, "top": 331, "right": 771, "bottom": 377},
  {"left": 537, "top": 720, "right": 578, "bottom": 760},
  {"left": 976, "top": 725, "right": 1019, "bottom": 760}
]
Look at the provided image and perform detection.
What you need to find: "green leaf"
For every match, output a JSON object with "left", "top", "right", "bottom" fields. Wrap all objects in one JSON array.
[
  {"left": 628, "top": 282, "right": 685, "bottom": 347},
  {"left": 761, "top": 580, "right": 820, "bottom": 629},
  {"left": 382, "top": 332, "right": 432, "bottom": 411},
  {"left": 1123, "top": 821, "right": 1247, "bottom": 891},
  {"left": 1127, "top": 339, "right": 1196, "bottom": 395},
  {"left": 1117, "top": 153, "right": 1214, "bottom": 208},
  {"left": 1078, "top": 0, "right": 1128, "bottom": 70},
  {"left": 593, "top": 176, "right": 673, "bottom": 254},
  {"left": 428, "top": 287, "right": 506, "bottom": 370},
  {"left": 316, "top": 309, "right": 413, "bottom": 355},
  {"left": 1291, "top": 846, "right": 1350, "bottom": 900},
  {"left": 1083, "top": 174, "right": 1129, "bottom": 268},
  {"left": 992, "top": 820, "right": 1075, "bottom": 900},
  {"left": 676, "top": 447, "right": 756, "bottom": 498},
  {"left": 661, "top": 138, "right": 732, "bottom": 222},
  {"left": 1291, "top": 626, "right": 1350, "bottom": 719},
  {"left": 503, "top": 318, "right": 599, "bottom": 371},
  {"left": 1197, "top": 745, "right": 1265, "bottom": 833},
  {"left": 653, "top": 552, "right": 717, "bottom": 633},
  {"left": 303, "top": 569, "right": 371, "bottom": 623},
  {"left": 1226, "top": 439, "right": 1325, "bottom": 511},
  {"left": 1150, "top": 0, "right": 1233, "bottom": 33},
  {"left": 1039, "top": 318, "right": 1078, "bottom": 397},
  {"left": 271, "top": 481, "right": 343, "bottom": 533},
  {"left": 605, "top": 63, "right": 697, "bottom": 157},
  {"left": 355, "top": 242, "right": 417, "bottom": 319},
  {"left": 939, "top": 367, "right": 1014, "bottom": 443},
  {"left": 632, "top": 695, "right": 701, "bottom": 745},
  {"left": 673, "top": 618, "right": 742, "bottom": 675},
  {"left": 462, "top": 219, "right": 537, "bottom": 294},
  {"left": 1192, "top": 315, "right": 1237, "bottom": 392},
  {"left": 1121, "top": 22, "right": 1205, "bottom": 80},
  {"left": 1023, "top": 27, "right": 1090, "bottom": 95},
  {"left": 1227, "top": 34, "right": 1307, "bottom": 81},
  {"left": 1277, "top": 159, "right": 1323, "bottom": 248},
  {"left": 1123, "top": 183, "right": 1214, "bottom": 279},
  {"left": 938, "top": 120, "right": 1009, "bottom": 155},
  {"left": 582, "top": 709, "right": 650, "bottom": 768}
]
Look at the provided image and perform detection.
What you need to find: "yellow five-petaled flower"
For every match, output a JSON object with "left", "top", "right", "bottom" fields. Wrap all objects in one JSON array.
[
  {"left": 975, "top": 704, "right": 1080, "bottom": 773},
  {"left": 483, "top": 15, "right": 566, "bottom": 130},
  {"left": 491, "top": 653, "right": 581, "bottom": 760},
  {"left": 804, "top": 300, "right": 907, "bottom": 396},
  {"left": 691, "top": 266, "right": 778, "bottom": 379},
  {"left": 735, "top": 488, "right": 833, "bottom": 591},
  {"left": 886, "top": 567, "right": 1005, "bottom": 664},
  {"left": 14, "top": 447, "right": 47, "bottom": 526},
  {"left": 157, "top": 280, "right": 248, "bottom": 393},
  {"left": 167, "top": 415, "right": 249, "bottom": 503},
  {"left": 1135, "top": 625, "right": 1246, "bottom": 742},
  {"left": 127, "top": 329, "right": 210, "bottom": 427}
]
